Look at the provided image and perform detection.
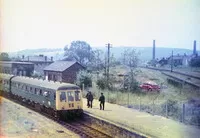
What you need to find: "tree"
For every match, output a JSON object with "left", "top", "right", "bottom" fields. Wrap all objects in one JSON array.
[
  {"left": 121, "top": 48, "right": 140, "bottom": 67},
  {"left": 76, "top": 70, "right": 92, "bottom": 88},
  {"left": 121, "top": 48, "right": 140, "bottom": 92},
  {"left": 87, "top": 49, "right": 105, "bottom": 71},
  {"left": 64, "top": 41, "right": 94, "bottom": 66},
  {"left": 0, "top": 52, "right": 11, "bottom": 61}
]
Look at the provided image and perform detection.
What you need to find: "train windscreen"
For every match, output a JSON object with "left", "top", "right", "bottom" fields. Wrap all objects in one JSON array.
[{"left": 75, "top": 91, "right": 81, "bottom": 101}]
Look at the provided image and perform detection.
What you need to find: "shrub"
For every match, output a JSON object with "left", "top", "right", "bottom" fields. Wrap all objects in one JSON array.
[
  {"left": 161, "top": 99, "right": 181, "bottom": 119},
  {"left": 76, "top": 70, "right": 92, "bottom": 88},
  {"left": 96, "top": 77, "right": 107, "bottom": 90}
]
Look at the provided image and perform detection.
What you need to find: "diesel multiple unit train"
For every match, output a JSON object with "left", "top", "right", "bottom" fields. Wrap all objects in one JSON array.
[{"left": 0, "top": 73, "right": 83, "bottom": 120}]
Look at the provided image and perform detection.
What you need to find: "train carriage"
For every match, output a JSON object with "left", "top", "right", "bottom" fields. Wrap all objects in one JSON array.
[{"left": 0, "top": 73, "right": 83, "bottom": 120}]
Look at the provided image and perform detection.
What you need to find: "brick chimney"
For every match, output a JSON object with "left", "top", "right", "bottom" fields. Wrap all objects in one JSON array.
[
  {"left": 153, "top": 40, "right": 155, "bottom": 60},
  {"left": 193, "top": 40, "right": 196, "bottom": 55}
]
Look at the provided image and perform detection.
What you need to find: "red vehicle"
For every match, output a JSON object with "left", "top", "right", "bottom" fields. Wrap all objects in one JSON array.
[{"left": 139, "top": 81, "right": 160, "bottom": 92}]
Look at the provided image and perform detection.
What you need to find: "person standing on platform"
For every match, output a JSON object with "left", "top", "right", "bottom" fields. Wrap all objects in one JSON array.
[
  {"left": 88, "top": 91, "right": 93, "bottom": 108},
  {"left": 86, "top": 91, "right": 90, "bottom": 108},
  {"left": 99, "top": 93, "right": 105, "bottom": 110}
]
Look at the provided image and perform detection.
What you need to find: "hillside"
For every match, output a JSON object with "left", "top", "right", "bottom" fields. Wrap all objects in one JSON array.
[{"left": 8, "top": 47, "right": 198, "bottom": 61}]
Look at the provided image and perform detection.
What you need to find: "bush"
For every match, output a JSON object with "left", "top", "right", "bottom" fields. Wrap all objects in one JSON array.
[
  {"left": 76, "top": 70, "right": 92, "bottom": 88},
  {"left": 96, "top": 77, "right": 107, "bottom": 90},
  {"left": 161, "top": 99, "right": 181, "bottom": 119}
]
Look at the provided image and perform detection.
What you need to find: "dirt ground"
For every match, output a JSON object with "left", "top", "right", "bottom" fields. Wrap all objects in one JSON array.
[{"left": 0, "top": 97, "right": 80, "bottom": 138}]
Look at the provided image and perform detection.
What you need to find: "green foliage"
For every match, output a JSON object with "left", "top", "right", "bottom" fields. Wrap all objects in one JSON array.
[
  {"left": 0, "top": 52, "right": 11, "bottom": 61},
  {"left": 32, "top": 72, "right": 42, "bottom": 79},
  {"left": 87, "top": 49, "right": 105, "bottom": 71},
  {"left": 161, "top": 99, "right": 180, "bottom": 118},
  {"left": 96, "top": 77, "right": 107, "bottom": 90},
  {"left": 123, "top": 69, "right": 139, "bottom": 92},
  {"left": 121, "top": 48, "right": 140, "bottom": 67},
  {"left": 64, "top": 40, "right": 94, "bottom": 66},
  {"left": 76, "top": 70, "right": 92, "bottom": 88}
]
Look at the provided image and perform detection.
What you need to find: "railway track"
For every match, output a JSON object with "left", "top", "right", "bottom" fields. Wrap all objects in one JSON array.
[
  {"left": 5, "top": 95, "right": 112, "bottom": 138},
  {"left": 141, "top": 66, "right": 200, "bottom": 88}
]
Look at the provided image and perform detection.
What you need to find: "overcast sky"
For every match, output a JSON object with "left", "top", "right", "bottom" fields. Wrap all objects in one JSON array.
[{"left": 1, "top": 0, "right": 200, "bottom": 52}]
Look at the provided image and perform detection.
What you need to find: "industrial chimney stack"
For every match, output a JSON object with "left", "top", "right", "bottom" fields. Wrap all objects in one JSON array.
[
  {"left": 193, "top": 40, "right": 196, "bottom": 55},
  {"left": 153, "top": 40, "right": 155, "bottom": 60}
]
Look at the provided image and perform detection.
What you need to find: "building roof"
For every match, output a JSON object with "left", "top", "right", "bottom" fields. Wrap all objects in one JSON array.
[
  {"left": 44, "top": 61, "right": 83, "bottom": 72},
  {"left": 0, "top": 61, "right": 34, "bottom": 66},
  {"left": 22, "top": 55, "right": 53, "bottom": 62}
]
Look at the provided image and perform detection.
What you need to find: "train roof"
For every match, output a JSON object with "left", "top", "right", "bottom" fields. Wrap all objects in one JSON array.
[
  {"left": 0, "top": 73, "right": 15, "bottom": 80},
  {"left": 0, "top": 73, "right": 80, "bottom": 91}
]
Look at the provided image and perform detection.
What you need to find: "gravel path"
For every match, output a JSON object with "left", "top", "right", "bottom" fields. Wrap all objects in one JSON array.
[{"left": 0, "top": 97, "right": 80, "bottom": 138}]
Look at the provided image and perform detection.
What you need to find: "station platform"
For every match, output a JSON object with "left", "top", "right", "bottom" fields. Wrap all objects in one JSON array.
[{"left": 83, "top": 98, "right": 200, "bottom": 138}]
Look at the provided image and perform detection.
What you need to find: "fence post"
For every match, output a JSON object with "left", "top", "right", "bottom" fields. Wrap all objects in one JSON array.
[
  {"left": 82, "top": 83, "right": 85, "bottom": 94},
  {"left": 128, "top": 92, "right": 129, "bottom": 106},
  {"left": 152, "top": 100, "right": 154, "bottom": 115},
  {"left": 166, "top": 100, "right": 168, "bottom": 118},
  {"left": 182, "top": 103, "right": 185, "bottom": 123},
  {"left": 139, "top": 97, "right": 141, "bottom": 111}
]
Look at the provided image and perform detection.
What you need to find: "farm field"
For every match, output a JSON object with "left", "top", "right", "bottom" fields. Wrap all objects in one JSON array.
[{"left": 0, "top": 97, "right": 80, "bottom": 138}]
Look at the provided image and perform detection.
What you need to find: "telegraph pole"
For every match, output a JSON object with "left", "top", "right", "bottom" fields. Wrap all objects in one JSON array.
[
  {"left": 106, "top": 43, "right": 112, "bottom": 102},
  {"left": 106, "top": 43, "right": 112, "bottom": 86}
]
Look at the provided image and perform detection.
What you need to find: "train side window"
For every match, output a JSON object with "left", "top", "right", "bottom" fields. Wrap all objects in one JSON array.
[
  {"left": 34, "top": 88, "right": 37, "bottom": 94},
  {"left": 67, "top": 91, "right": 74, "bottom": 102},
  {"left": 60, "top": 92, "right": 66, "bottom": 102},
  {"left": 54, "top": 93, "right": 56, "bottom": 100},
  {"left": 39, "top": 89, "right": 42, "bottom": 95},
  {"left": 35, "top": 88, "right": 40, "bottom": 95},
  {"left": 21, "top": 84, "right": 24, "bottom": 90},
  {"left": 75, "top": 91, "right": 81, "bottom": 101},
  {"left": 25, "top": 86, "right": 28, "bottom": 91},
  {"left": 43, "top": 91, "right": 49, "bottom": 97}
]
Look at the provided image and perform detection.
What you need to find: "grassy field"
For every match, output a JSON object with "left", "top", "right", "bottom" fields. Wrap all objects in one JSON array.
[{"left": 83, "top": 66, "right": 200, "bottom": 125}]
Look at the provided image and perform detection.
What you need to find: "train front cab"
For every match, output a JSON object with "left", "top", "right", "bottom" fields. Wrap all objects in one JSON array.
[{"left": 55, "top": 88, "right": 83, "bottom": 120}]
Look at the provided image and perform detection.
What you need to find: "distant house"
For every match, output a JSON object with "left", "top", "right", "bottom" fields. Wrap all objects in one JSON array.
[
  {"left": 158, "top": 58, "right": 168, "bottom": 66},
  {"left": 43, "top": 61, "right": 85, "bottom": 83},
  {"left": 0, "top": 61, "right": 34, "bottom": 77},
  {"left": 168, "top": 54, "right": 193, "bottom": 67},
  {"left": 21, "top": 55, "right": 53, "bottom": 75}
]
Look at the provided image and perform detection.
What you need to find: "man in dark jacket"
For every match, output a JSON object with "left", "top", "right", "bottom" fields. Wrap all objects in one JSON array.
[
  {"left": 86, "top": 91, "right": 93, "bottom": 108},
  {"left": 99, "top": 93, "right": 105, "bottom": 110},
  {"left": 86, "top": 91, "right": 90, "bottom": 108}
]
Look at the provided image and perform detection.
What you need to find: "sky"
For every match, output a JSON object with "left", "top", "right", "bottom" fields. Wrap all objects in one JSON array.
[{"left": 0, "top": 0, "right": 200, "bottom": 52}]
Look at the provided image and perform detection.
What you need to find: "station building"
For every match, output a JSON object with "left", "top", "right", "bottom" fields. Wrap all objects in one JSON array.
[
  {"left": 44, "top": 61, "right": 85, "bottom": 83},
  {"left": 0, "top": 61, "right": 34, "bottom": 77}
]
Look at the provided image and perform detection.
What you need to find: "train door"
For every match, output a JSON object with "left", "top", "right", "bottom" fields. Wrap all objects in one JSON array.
[
  {"left": 74, "top": 90, "right": 83, "bottom": 109},
  {"left": 67, "top": 91, "right": 75, "bottom": 109}
]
